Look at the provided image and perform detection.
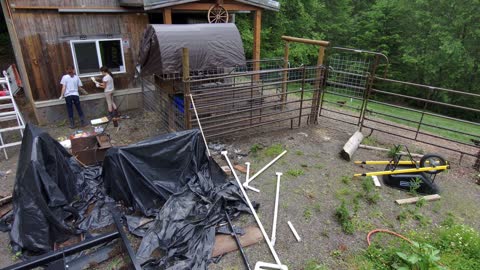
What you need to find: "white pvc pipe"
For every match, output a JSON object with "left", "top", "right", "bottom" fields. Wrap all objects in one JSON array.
[
  {"left": 245, "top": 184, "right": 260, "bottom": 193},
  {"left": 254, "top": 262, "right": 288, "bottom": 270},
  {"left": 271, "top": 172, "right": 282, "bottom": 246},
  {"left": 287, "top": 221, "right": 301, "bottom": 242},
  {"left": 247, "top": 150, "right": 287, "bottom": 184},
  {"left": 245, "top": 162, "right": 251, "bottom": 182},
  {"left": 189, "top": 94, "right": 211, "bottom": 157},
  {"left": 221, "top": 151, "right": 284, "bottom": 267}
]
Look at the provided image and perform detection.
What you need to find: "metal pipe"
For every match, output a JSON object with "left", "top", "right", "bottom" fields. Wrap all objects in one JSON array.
[
  {"left": 111, "top": 212, "right": 142, "bottom": 270},
  {"left": 221, "top": 151, "right": 284, "bottom": 266},
  {"left": 225, "top": 210, "right": 252, "bottom": 270},
  {"left": 2, "top": 232, "right": 119, "bottom": 270},
  {"left": 287, "top": 221, "right": 301, "bottom": 242},
  {"left": 271, "top": 172, "right": 282, "bottom": 246},
  {"left": 189, "top": 94, "right": 211, "bottom": 157},
  {"left": 374, "top": 77, "right": 480, "bottom": 98},
  {"left": 363, "top": 125, "right": 477, "bottom": 158},
  {"left": 371, "top": 89, "right": 480, "bottom": 113},
  {"left": 247, "top": 150, "right": 288, "bottom": 184}
]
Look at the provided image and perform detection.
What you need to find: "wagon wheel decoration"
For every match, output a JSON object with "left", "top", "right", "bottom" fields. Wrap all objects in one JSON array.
[{"left": 208, "top": 4, "right": 229, "bottom": 23}]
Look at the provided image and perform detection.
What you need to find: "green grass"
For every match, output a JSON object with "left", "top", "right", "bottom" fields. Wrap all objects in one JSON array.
[
  {"left": 286, "top": 82, "right": 478, "bottom": 144},
  {"left": 351, "top": 219, "right": 480, "bottom": 269},
  {"left": 304, "top": 260, "right": 328, "bottom": 270},
  {"left": 321, "top": 92, "right": 479, "bottom": 144},
  {"left": 264, "top": 144, "right": 284, "bottom": 157},
  {"left": 286, "top": 169, "right": 305, "bottom": 177}
]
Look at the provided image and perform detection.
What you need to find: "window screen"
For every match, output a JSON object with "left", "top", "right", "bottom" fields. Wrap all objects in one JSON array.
[
  {"left": 73, "top": 42, "right": 99, "bottom": 75},
  {"left": 99, "top": 40, "right": 124, "bottom": 72}
]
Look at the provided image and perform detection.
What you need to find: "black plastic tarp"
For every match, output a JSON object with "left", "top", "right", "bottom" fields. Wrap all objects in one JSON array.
[
  {"left": 2, "top": 124, "right": 109, "bottom": 253},
  {"left": 137, "top": 23, "right": 246, "bottom": 76},
  {"left": 2, "top": 126, "right": 250, "bottom": 269},
  {"left": 103, "top": 129, "right": 250, "bottom": 269}
]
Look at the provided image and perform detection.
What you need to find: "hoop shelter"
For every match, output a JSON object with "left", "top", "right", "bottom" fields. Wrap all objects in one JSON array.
[{"left": 138, "top": 23, "right": 246, "bottom": 76}]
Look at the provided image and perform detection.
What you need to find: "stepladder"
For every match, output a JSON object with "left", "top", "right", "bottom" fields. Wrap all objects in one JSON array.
[{"left": 0, "top": 70, "right": 25, "bottom": 159}]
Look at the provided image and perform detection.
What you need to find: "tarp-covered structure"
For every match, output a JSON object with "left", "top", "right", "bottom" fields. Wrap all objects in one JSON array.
[
  {"left": 0, "top": 125, "right": 250, "bottom": 269},
  {"left": 137, "top": 23, "right": 246, "bottom": 76}
]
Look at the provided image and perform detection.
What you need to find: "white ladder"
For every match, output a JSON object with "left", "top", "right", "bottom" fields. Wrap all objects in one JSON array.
[{"left": 0, "top": 70, "right": 25, "bottom": 159}]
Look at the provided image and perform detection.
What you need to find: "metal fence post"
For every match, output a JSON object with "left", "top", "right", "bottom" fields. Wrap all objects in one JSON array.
[{"left": 359, "top": 54, "right": 380, "bottom": 130}]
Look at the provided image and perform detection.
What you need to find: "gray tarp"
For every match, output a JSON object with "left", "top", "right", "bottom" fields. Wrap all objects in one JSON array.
[{"left": 138, "top": 24, "right": 246, "bottom": 76}]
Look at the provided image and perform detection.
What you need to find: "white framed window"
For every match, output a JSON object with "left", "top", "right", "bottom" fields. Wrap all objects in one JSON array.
[{"left": 70, "top": 38, "right": 126, "bottom": 77}]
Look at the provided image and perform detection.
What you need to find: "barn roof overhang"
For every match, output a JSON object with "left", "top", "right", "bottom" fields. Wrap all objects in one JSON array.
[{"left": 141, "top": 0, "right": 280, "bottom": 11}]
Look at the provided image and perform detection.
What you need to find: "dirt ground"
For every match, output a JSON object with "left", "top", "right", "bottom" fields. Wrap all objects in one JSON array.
[{"left": 0, "top": 109, "right": 479, "bottom": 269}]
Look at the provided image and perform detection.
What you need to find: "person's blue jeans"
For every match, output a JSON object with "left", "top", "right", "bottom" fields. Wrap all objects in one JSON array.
[{"left": 65, "top": 95, "right": 84, "bottom": 119}]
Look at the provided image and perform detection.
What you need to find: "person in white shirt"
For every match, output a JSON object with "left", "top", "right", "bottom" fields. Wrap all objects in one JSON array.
[
  {"left": 59, "top": 66, "right": 87, "bottom": 128},
  {"left": 97, "top": 66, "right": 118, "bottom": 119}
]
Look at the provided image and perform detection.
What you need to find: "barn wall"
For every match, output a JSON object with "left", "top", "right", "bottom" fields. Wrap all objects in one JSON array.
[{"left": 9, "top": 0, "right": 148, "bottom": 101}]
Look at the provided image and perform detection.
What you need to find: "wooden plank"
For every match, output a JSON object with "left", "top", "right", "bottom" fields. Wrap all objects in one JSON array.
[
  {"left": 395, "top": 194, "right": 441, "bottom": 205},
  {"left": 1, "top": 0, "right": 41, "bottom": 123},
  {"left": 212, "top": 226, "right": 262, "bottom": 257},
  {"left": 359, "top": 144, "right": 424, "bottom": 158},
  {"left": 0, "top": 195, "right": 12, "bottom": 206}
]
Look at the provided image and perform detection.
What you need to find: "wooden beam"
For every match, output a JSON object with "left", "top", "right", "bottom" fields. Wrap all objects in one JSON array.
[
  {"left": 252, "top": 9, "right": 262, "bottom": 80},
  {"left": 395, "top": 194, "right": 441, "bottom": 205},
  {"left": 309, "top": 46, "right": 325, "bottom": 124},
  {"left": 163, "top": 8, "right": 172, "bottom": 24},
  {"left": 359, "top": 145, "right": 424, "bottom": 158},
  {"left": 171, "top": 3, "right": 259, "bottom": 11},
  {"left": 0, "top": 195, "right": 12, "bottom": 206},
  {"left": 1, "top": 0, "right": 41, "bottom": 124},
  {"left": 281, "top": 41, "right": 289, "bottom": 107},
  {"left": 8, "top": 6, "right": 133, "bottom": 11},
  {"left": 182, "top": 48, "right": 192, "bottom": 129},
  {"left": 281, "top": 36, "right": 330, "bottom": 47}
]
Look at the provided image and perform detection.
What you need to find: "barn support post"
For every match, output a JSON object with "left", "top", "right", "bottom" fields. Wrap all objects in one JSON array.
[
  {"left": 252, "top": 9, "right": 262, "bottom": 81},
  {"left": 310, "top": 46, "right": 325, "bottom": 124},
  {"left": 182, "top": 48, "right": 192, "bottom": 130},
  {"left": 163, "top": 8, "right": 172, "bottom": 24},
  {"left": 280, "top": 36, "right": 329, "bottom": 125},
  {"left": 281, "top": 41, "right": 289, "bottom": 110},
  {"left": 1, "top": 0, "right": 40, "bottom": 124},
  {"left": 359, "top": 54, "right": 380, "bottom": 130}
]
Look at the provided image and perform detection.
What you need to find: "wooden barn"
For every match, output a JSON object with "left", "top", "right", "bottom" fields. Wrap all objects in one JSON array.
[{"left": 1, "top": 0, "right": 280, "bottom": 124}]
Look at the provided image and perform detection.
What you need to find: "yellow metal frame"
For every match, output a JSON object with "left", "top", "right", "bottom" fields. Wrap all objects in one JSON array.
[
  {"left": 354, "top": 160, "right": 418, "bottom": 165},
  {"left": 354, "top": 165, "right": 449, "bottom": 177}
]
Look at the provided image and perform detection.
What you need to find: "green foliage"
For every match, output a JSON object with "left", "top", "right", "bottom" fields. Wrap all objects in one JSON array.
[
  {"left": 341, "top": 175, "right": 351, "bottom": 185},
  {"left": 264, "top": 144, "right": 284, "bottom": 157},
  {"left": 388, "top": 145, "right": 402, "bottom": 159},
  {"left": 410, "top": 177, "right": 423, "bottom": 195},
  {"left": 362, "top": 177, "right": 381, "bottom": 204},
  {"left": 357, "top": 219, "right": 480, "bottom": 269},
  {"left": 303, "top": 207, "right": 313, "bottom": 221},
  {"left": 362, "top": 136, "right": 380, "bottom": 146},
  {"left": 395, "top": 241, "right": 446, "bottom": 270},
  {"left": 286, "top": 169, "right": 305, "bottom": 177},
  {"left": 295, "top": 150, "right": 304, "bottom": 156},
  {"left": 250, "top": 143, "right": 262, "bottom": 154},
  {"left": 335, "top": 201, "right": 355, "bottom": 234},
  {"left": 304, "top": 260, "right": 328, "bottom": 270}
]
